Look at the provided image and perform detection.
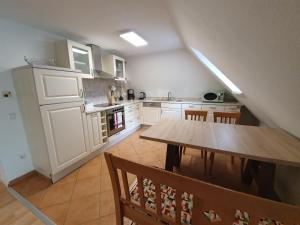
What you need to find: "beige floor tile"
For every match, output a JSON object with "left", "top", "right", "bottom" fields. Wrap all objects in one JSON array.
[
  {"left": 72, "top": 176, "right": 101, "bottom": 200},
  {"left": 99, "top": 190, "right": 115, "bottom": 216},
  {"left": 40, "top": 181, "right": 75, "bottom": 208},
  {"left": 26, "top": 190, "right": 47, "bottom": 209},
  {"left": 77, "top": 163, "right": 101, "bottom": 180},
  {"left": 65, "top": 194, "right": 100, "bottom": 225},
  {"left": 99, "top": 213, "right": 116, "bottom": 225},
  {"left": 79, "top": 219, "right": 101, "bottom": 225},
  {"left": 40, "top": 202, "right": 69, "bottom": 225},
  {"left": 100, "top": 174, "right": 113, "bottom": 192},
  {"left": 56, "top": 170, "right": 79, "bottom": 185}
]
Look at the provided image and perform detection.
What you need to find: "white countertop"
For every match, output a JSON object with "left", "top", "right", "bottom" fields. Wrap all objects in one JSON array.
[{"left": 85, "top": 98, "right": 241, "bottom": 114}]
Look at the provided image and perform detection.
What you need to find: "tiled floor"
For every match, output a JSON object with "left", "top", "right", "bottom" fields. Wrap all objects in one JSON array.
[{"left": 11, "top": 127, "right": 256, "bottom": 225}]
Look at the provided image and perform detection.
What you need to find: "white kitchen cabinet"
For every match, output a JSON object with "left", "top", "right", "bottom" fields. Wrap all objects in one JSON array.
[
  {"left": 34, "top": 68, "right": 84, "bottom": 105},
  {"left": 181, "top": 103, "right": 202, "bottom": 120},
  {"left": 102, "top": 54, "right": 126, "bottom": 80},
  {"left": 161, "top": 108, "right": 181, "bottom": 120},
  {"left": 41, "top": 102, "right": 90, "bottom": 174},
  {"left": 202, "top": 104, "right": 225, "bottom": 122},
  {"left": 225, "top": 105, "right": 241, "bottom": 112},
  {"left": 55, "top": 40, "right": 93, "bottom": 79},
  {"left": 87, "top": 112, "right": 104, "bottom": 152},
  {"left": 125, "top": 103, "right": 141, "bottom": 130},
  {"left": 142, "top": 104, "right": 161, "bottom": 125}
]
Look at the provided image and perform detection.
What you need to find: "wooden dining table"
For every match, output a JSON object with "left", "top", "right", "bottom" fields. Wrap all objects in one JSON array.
[{"left": 140, "top": 119, "right": 300, "bottom": 200}]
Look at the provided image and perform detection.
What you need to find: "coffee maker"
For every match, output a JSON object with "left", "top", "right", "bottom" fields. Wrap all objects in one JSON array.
[{"left": 127, "top": 89, "right": 135, "bottom": 100}]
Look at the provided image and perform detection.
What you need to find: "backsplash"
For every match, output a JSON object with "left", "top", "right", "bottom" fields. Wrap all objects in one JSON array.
[{"left": 82, "top": 79, "right": 129, "bottom": 104}]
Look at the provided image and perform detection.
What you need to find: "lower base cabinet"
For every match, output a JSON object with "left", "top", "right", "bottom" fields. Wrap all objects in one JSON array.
[
  {"left": 87, "top": 112, "right": 103, "bottom": 152},
  {"left": 142, "top": 107, "right": 161, "bottom": 125},
  {"left": 41, "top": 102, "right": 90, "bottom": 174}
]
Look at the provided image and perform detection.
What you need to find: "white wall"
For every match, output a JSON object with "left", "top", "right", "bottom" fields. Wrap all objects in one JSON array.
[
  {"left": 126, "top": 48, "right": 223, "bottom": 98},
  {"left": 166, "top": 0, "right": 300, "bottom": 204},
  {"left": 0, "top": 19, "right": 62, "bottom": 183}
]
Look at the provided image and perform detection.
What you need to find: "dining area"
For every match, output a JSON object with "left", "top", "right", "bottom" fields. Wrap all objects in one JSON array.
[
  {"left": 140, "top": 110, "right": 300, "bottom": 200},
  {"left": 105, "top": 109, "right": 300, "bottom": 225}
]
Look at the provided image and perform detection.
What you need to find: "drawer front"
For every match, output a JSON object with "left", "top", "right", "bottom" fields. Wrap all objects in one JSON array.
[
  {"left": 143, "top": 102, "right": 161, "bottom": 108},
  {"left": 126, "top": 115, "right": 140, "bottom": 128},
  {"left": 125, "top": 110, "right": 140, "bottom": 120},
  {"left": 181, "top": 104, "right": 202, "bottom": 110},
  {"left": 225, "top": 105, "right": 241, "bottom": 112},
  {"left": 125, "top": 103, "right": 140, "bottom": 111},
  {"left": 161, "top": 103, "right": 181, "bottom": 109},
  {"left": 202, "top": 105, "right": 225, "bottom": 112}
]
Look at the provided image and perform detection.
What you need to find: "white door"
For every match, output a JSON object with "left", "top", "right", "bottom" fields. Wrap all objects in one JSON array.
[
  {"left": 161, "top": 108, "right": 181, "bottom": 120},
  {"left": 41, "top": 102, "right": 90, "bottom": 174},
  {"left": 34, "top": 68, "right": 84, "bottom": 105},
  {"left": 87, "top": 112, "right": 103, "bottom": 152},
  {"left": 142, "top": 108, "right": 161, "bottom": 125}
]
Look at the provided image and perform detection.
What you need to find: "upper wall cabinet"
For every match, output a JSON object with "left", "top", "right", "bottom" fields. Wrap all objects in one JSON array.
[
  {"left": 102, "top": 54, "right": 126, "bottom": 80},
  {"left": 55, "top": 40, "right": 93, "bottom": 79}
]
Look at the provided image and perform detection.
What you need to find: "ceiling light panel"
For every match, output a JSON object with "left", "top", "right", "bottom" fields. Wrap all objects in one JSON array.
[{"left": 120, "top": 31, "right": 148, "bottom": 47}]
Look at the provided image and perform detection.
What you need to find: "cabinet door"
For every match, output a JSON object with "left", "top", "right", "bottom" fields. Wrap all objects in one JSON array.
[
  {"left": 34, "top": 68, "right": 83, "bottom": 105},
  {"left": 161, "top": 109, "right": 181, "bottom": 120},
  {"left": 68, "top": 40, "right": 93, "bottom": 78},
  {"left": 142, "top": 108, "right": 161, "bottom": 125},
  {"left": 114, "top": 56, "right": 126, "bottom": 80},
  {"left": 41, "top": 102, "right": 90, "bottom": 174},
  {"left": 181, "top": 104, "right": 202, "bottom": 120},
  {"left": 87, "top": 112, "right": 103, "bottom": 152}
]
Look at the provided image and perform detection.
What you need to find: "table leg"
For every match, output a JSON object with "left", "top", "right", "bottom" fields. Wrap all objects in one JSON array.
[
  {"left": 242, "top": 159, "right": 277, "bottom": 200},
  {"left": 165, "top": 144, "right": 180, "bottom": 171}
]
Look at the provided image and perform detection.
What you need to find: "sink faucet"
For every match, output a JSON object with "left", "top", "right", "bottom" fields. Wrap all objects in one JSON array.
[{"left": 167, "top": 91, "right": 173, "bottom": 101}]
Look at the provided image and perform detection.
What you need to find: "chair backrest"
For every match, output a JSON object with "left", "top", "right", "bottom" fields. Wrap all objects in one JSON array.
[
  {"left": 213, "top": 111, "right": 240, "bottom": 124},
  {"left": 185, "top": 110, "right": 207, "bottom": 121},
  {"left": 104, "top": 152, "right": 300, "bottom": 225}
]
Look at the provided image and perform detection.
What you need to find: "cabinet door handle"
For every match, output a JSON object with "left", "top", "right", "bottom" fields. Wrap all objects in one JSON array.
[
  {"left": 79, "top": 89, "right": 83, "bottom": 98},
  {"left": 210, "top": 107, "right": 216, "bottom": 109},
  {"left": 81, "top": 104, "right": 85, "bottom": 113}
]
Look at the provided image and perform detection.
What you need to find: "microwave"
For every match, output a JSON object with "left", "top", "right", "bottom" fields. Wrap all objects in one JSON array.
[{"left": 203, "top": 90, "right": 224, "bottom": 103}]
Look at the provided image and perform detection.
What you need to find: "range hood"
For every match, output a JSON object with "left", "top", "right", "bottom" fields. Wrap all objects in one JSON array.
[{"left": 87, "top": 44, "right": 115, "bottom": 79}]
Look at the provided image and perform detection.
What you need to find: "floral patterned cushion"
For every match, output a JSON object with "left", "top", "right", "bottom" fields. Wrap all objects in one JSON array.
[{"left": 130, "top": 178, "right": 193, "bottom": 224}]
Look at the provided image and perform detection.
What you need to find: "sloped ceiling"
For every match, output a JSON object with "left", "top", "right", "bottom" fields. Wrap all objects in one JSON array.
[
  {"left": 0, "top": 0, "right": 182, "bottom": 55},
  {"left": 167, "top": 0, "right": 300, "bottom": 138}
]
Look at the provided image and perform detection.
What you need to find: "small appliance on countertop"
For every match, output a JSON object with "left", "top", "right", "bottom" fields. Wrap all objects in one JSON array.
[
  {"left": 138, "top": 92, "right": 146, "bottom": 100},
  {"left": 203, "top": 90, "right": 224, "bottom": 103},
  {"left": 127, "top": 89, "right": 135, "bottom": 100}
]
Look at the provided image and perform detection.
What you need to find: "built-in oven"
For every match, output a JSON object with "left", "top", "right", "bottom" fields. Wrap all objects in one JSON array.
[{"left": 106, "top": 106, "right": 125, "bottom": 137}]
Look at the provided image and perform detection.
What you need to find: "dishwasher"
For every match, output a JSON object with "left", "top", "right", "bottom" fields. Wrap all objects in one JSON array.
[{"left": 142, "top": 102, "right": 161, "bottom": 125}]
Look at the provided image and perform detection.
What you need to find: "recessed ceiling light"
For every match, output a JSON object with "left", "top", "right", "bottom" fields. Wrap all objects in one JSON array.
[{"left": 120, "top": 31, "right": 148, "bottom": 47}]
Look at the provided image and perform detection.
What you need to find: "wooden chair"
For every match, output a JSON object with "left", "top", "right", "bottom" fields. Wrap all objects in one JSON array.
[
  {"left": 104, "top": 152, "right": 300, "bottom": 225},
  {"left": 181, "top": 110, "right": 208, "bottom": 172},
  {"left": 209, "top": 112, "right": 245, "bottom": 178}
]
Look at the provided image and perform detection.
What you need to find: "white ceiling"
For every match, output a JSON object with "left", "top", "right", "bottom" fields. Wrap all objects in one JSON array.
[{"left": 0, "top": 0, "right": 183, "bottom": 56}]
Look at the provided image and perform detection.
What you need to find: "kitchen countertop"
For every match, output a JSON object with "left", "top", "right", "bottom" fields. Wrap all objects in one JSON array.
[{"left": 85, "top": 98, "right": 242, "bottom": 114}]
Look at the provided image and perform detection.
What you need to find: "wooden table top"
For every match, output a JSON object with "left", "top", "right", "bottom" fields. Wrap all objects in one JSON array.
[{"left": 140, "top": 120, "right": 300, "bottom": 167}]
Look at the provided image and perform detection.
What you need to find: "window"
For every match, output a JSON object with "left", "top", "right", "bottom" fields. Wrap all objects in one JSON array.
[{"left": 191, "top": 47, "right": 242, "bottom": 94}]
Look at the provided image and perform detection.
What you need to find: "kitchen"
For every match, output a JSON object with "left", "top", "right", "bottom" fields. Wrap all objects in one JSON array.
[{"left": 1, "top": 1, "right": 300, "bottom": 225}]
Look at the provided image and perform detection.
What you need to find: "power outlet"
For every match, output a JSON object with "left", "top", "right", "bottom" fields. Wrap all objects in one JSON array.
[{"left": 2, "top": 91, "right": 12, "bottom": 98}]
